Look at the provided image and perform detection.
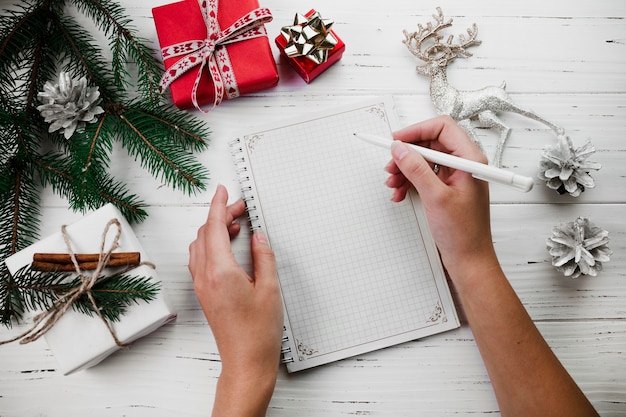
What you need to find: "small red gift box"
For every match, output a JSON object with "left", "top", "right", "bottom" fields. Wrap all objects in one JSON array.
[
  {"left": 153, "top": 0, "right": 279, "bottom": 111},
  {"left": 275, "top": 9, "right": 345, "bottom": 83}
]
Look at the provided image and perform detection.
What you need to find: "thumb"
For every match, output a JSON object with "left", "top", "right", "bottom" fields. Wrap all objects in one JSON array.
[
  {"left": 391, "top": 141, "right": 443, "bottom": 194},
  {"left": 251, "top": 231, "right": 278, "bottom": 286}
]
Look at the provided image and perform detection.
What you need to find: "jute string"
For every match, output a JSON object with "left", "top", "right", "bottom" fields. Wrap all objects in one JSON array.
[{"left": 1, "top": 218, "right": 154, "bottom": 347}]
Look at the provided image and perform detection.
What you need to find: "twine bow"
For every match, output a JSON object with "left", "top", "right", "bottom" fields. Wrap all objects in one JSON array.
[
  {"left": 0, "top": 218, "right": 153, "bottom": 347},
  {"left": 158, "top": 0, "right": 273, "bottom": 112}
]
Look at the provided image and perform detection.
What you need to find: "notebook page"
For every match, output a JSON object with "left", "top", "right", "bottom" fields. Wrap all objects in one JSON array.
[{"left": 236, "top": 99, "right": 458, "bottom": 371}]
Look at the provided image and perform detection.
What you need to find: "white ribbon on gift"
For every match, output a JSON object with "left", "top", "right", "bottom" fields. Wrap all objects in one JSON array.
[{"left": 158, "top": 0, "right": 273, "bottom": 113}]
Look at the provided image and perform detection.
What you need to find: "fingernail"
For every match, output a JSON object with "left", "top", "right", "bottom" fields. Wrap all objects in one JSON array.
[
  {"left": 254, "top": 231, "right": 268, "bottom": 244},
  {"left": 391, "top": 142, "right": 409, "bottom": 161}
]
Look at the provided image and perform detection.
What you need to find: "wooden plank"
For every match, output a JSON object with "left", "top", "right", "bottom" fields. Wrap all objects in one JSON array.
[
  {"left": 1, "top": 1, "right": 624, "bottom": 416},
  {"left": 19, "top": 204, "right": 625, "bottom": 323},
  {"left": 36, "top": 92, "right": 626, "bottom": 207},
  {"left": 73, "top": 2, "right": 626, "bottom": 94},
  {"left": 0, "top": 321, "right": 623, "bottom": 416}
]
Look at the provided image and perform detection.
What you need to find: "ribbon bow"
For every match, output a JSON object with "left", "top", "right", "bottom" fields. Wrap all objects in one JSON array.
[
  {"left": 158, "top": 0, "right": 273, "bottom": 112},
  {"left": 280, "top": 11, "right": 338, "bottom": 65}
]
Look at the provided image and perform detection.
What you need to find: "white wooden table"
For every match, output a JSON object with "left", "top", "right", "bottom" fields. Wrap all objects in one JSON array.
[{"left": 1, "top": 0, "right": 625, "bottom": 415}]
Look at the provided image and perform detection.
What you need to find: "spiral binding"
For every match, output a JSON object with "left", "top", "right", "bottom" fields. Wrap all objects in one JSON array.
[
  {"left": 280, "top": 326, "right": 294, "bottom": 364},
  {"left": 229, "top": 137, "right": 262, "bottom": 232},
  {"left": 229, "top": 138, "right": 295, "bottom": 366}
]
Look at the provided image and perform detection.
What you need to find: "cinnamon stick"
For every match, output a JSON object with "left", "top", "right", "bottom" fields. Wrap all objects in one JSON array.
[{"left": 31, "top": 252, "right": 141, "bottom": 271}]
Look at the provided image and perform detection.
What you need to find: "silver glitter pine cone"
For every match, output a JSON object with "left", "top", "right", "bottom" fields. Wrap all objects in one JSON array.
[
  {"left": 37, "top": 72, "right": 104, "bottom": 139},
  {"left": 546, "top": 216, "right": 611, "bottom": 278},
  {"left": 538, "top": 135, "right": 601, "bottom": 197}
]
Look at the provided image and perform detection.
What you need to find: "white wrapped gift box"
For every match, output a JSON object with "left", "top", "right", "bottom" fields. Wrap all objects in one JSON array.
[{"left": 4, "top": 204, "right": 177, "bottom": 375}]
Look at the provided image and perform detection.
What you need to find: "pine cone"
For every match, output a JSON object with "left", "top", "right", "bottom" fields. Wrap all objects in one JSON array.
[
  {"left": 538, "top": 135, "right": 601, "bottom": 197},
  {"left": 546, "top": 217, "right": 612, "bottom": 278},
  {"left": 37, "top": 72, "right": 104, "bottom": 139}
]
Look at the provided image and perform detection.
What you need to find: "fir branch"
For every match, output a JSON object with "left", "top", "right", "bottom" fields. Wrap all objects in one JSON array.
[
  {"left": 79, "top": 274, "right": 160, "bottom": 322},
  {"left": 0, "top": 265, "right": 22, "bottom": 326},
  {"left": 33, "top": 153, "right": 148, "bottom": 223},
  {"left": 0, "top": 2, "right": 48, "bottom": 107},
  {"left": 0, "top": 158, "right": 41, "bottom": 256},
  {"left": 122, "top": 102, "right": 210, "bottom": 153},
  {"left": 30, "top": 152, "right": 75, "bottom": 200},
  {"left": 0, "top": 159, "right": 40, "bottom": 326},
  {"left": 118, "top": 33, "right": 162, "bottom": 102},
  {"left": 69, "top": 0, "right": 162, "bottom": 101},
  {"left": 65, "top": 112, "right": 114, "bottom": 203},
  {"left": 0, "top": 0, "right": 211, "bottom": 327},
  {"left": 87, "top": 173, "right": 148, "bottom": 223},
  {"left": 7, "top": 265, "right": 160, "bottom": 323},
  {"left": 115, "top": 108, "right": 209, "bottom": 194},
  {"left": 48, "top": 11, "right": 120, "bottom": 101},
  {"left": 0, "top": 2, "right": 42, "bottom": 69}
]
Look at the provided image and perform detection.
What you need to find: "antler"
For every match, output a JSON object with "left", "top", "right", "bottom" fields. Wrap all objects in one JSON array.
[{"left": 403, "top": 7, "right": 481, "bottom": 63}]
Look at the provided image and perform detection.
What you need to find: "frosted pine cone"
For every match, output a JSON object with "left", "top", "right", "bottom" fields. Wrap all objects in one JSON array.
[
  {"left": 546, "top": 217, "right": 611, "bottom": 278},
  {"left": 538, "top": 135, "right": 601, "bottom": 197},
  {"left": 37, "top": 72, "right": 104, "bottom": 139}
]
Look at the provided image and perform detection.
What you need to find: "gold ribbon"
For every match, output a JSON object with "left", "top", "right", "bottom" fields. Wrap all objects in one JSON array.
[{"left": 280, "top": 11, "right": 338, "bottom": 65}]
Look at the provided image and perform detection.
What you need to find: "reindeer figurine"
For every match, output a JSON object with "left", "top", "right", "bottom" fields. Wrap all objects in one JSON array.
[{"left": 403, "top": 8, "right": 564, "bottom": 167}]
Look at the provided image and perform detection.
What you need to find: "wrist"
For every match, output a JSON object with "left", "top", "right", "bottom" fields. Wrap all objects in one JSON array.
[
  {"left": 442, "top": 250, "right": 503, "bottom": 295},
  {"left": 220, "top": 358, "right": 279, "bottom": 393},
  {"left": 214, "top": 367, "right": 278, "bottom": 417}
]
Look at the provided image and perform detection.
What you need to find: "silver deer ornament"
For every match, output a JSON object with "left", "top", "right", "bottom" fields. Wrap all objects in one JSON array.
[{"left": 403, "top": 8, "right": 564, "bottom": 167}]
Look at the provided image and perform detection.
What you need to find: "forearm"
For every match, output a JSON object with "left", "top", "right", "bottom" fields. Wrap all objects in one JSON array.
[{"left": 450, "top": 259, "right": 598, "bottom": 417}]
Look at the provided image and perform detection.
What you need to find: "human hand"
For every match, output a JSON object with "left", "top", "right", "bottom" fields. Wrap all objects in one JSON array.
[
  {"left": 189, "top": 185, "right": 283, "bottom": 416},
  {"left": 385, "top": 115, "right": 499, "bottom": 285}
]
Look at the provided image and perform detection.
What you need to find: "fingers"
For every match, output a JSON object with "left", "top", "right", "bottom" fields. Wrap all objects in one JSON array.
[
  {"left": 250, "top": 231, "right": 278, "bottom": 287},
  {"left": 393, "top": 115, "right": 486, "bottom": 163},
  {"left": 203, "top": 185, "right": 233, "bottom": 259},
  {"left": 190, "top": 185, "right": 245, "bottom": 271},
  {"left": 226, "top": 199, "right": 246, "bottom": 239},
  {"left": 386, "top": 116, "right": 490, "bottom": 200},
  {"left": 390, "top": 141, "right": 445, "bottom": 199}
]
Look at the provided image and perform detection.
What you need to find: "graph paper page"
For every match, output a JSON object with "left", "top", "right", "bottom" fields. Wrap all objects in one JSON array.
[{"left": 233, "top": 98, "right": 459, "bottom": 372}]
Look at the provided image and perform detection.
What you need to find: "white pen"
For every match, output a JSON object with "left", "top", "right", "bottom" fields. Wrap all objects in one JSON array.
[{"left": 353, "top": 133, "right": 534, "bottom": 192}]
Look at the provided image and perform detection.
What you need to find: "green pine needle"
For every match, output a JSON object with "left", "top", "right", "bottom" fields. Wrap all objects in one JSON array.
[
  {"left": 0, "top": 0, "right": 211, "bottom": 327},
  {"left": 5, "top": 265, "right": 161, "bottom": 324}
]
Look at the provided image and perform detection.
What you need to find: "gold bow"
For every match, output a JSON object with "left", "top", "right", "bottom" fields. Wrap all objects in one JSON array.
[{"left": 280, "top": 11, "right": 338, "bottom": 65}]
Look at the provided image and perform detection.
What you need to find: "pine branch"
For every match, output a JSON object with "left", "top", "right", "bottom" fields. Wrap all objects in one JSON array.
[
  {"left": 0, "top": 159, "right": 41, "bottom": 257},
  {"left": 0, "top": 2, "right": 45, "bottom": 70},
  {"left": 64, "top": 112, "right": 114, "bottom": 203},
  {"left": 49, "top": 11, "right": 120, "bottom": 101},
  {"left": 69, "top": 0, "right": 163, "bottom": 101},
  {"left": 34, "top": 152, "right": 148, "bottom": 223},
  {"left": 0, "top": 264, "right": 23, "bottom": 326},
  {"left": 0, "top": 0, "right": 211, "bottom": 328},
  {"left": 0, "top": 2, "right": 49, "bottom": 109},
  {"left": 115, "top": 107, "right": 209, "bottom": 194},
  {"left": 0, "top": 158, "right": 41, "bottom": 326},
  {"left": 123, "top": 101, "right": 210, "bottom": 153},
  {"left": 7, "top": 265, "right": 160, "bottom": 323},
  {"left": 80, "top": 274, "right": 161, "bottom": 322}
]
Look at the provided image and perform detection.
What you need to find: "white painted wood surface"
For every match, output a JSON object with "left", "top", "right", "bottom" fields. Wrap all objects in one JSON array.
[{"left": 1, "top": 0, "right": 625, "bottom": 415}]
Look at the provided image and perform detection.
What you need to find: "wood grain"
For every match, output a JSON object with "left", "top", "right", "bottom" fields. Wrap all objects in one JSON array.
[{"left": 1, "top": 0, "right": 624, "bottom": 416}]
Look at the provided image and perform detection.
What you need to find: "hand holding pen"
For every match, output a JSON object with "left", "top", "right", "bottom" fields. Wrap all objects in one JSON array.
[
  {"left": 355, "top": 128, "right": 533, "bottom": 192},
  {"left": 375, "top": 116, "right": 499, "bottom": 271},
  {"left": 379, "top": 115, "right": 599, "bottom": 417}
]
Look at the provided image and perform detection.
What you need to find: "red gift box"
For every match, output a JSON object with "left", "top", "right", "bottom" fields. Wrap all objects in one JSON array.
[
  {"left": 153, "top": 0, "right": 279, "bottom": 111},
  {"left": 275, "top": 9, "right": 345, "bottom": 83}
]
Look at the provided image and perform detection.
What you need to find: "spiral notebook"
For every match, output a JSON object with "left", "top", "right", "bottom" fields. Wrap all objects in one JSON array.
[{"left": 230, "top": 98, "right": 459, "bottom": 372}]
